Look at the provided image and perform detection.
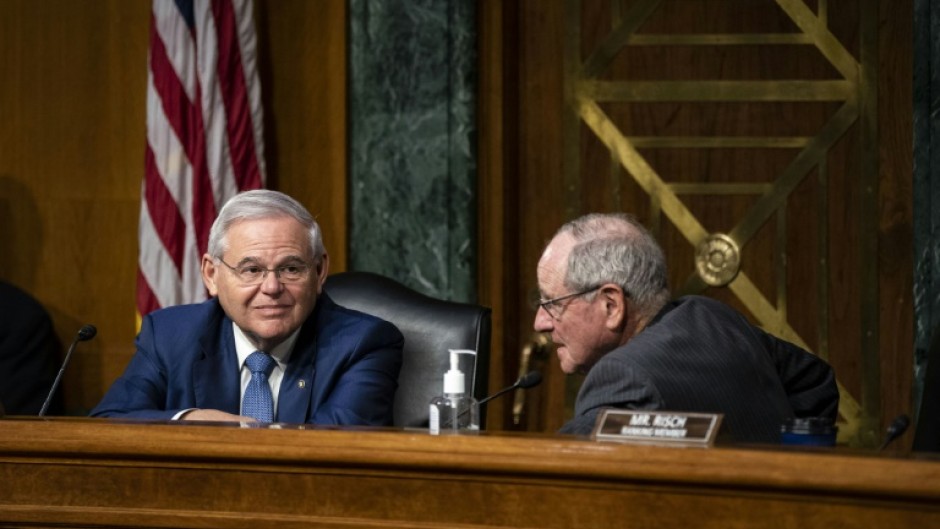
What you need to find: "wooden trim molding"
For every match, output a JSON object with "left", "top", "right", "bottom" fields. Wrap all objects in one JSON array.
[{"left": 1, "top": 418, "right": 938, "bottom": 528}]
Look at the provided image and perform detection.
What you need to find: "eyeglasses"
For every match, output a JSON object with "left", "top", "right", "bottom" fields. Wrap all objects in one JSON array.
[
  {"left": 536, "top": 286, "right": 600, "bottom": 319},
  {"left": 217, "top": 258, "right": 312, "bottom": 285}
]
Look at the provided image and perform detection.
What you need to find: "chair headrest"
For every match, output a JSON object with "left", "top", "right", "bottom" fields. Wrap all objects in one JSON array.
[{"left": 324, "top": 271, "right": 491, "bottom": 428}]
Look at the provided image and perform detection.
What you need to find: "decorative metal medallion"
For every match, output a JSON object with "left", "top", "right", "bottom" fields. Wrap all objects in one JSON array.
[{"left": 695, "top": 233, "right": 741, "bottom": 287}]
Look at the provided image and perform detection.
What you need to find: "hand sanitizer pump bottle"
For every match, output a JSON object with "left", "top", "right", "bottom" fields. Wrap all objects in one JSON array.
[{"left": 429, "top": 349, "right": 480, "bottom": 434}]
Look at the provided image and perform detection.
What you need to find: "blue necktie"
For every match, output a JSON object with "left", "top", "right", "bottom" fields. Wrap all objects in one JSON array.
[{"left": 243, "top": 351, "right": 276, "bottom": 422}]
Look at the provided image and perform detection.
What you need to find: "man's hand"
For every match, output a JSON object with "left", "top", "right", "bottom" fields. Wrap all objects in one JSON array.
[{"left": 179, "top": 409, "right": 256, "bottom": 422}]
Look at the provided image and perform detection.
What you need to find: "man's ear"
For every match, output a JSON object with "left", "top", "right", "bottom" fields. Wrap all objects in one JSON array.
[
  {"left": 600, "top": 284, "right": 627, "bottom": 330},
  {"left": 201, "top": 254, "right": 219, "bottom": 296},
  {"left": 314, "top": 253, "right": 330, "bottom": 294}
]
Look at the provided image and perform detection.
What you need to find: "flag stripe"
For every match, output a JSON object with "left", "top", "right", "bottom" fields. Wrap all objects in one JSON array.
[
  {"left": 211, "top": 0, "right": 263, "bottom": 191},
  {"left": 193, "top": 3, "right": 238, "bottom": 211},
  {"left": 138, "top": 0, "right": 265, "bottom": 317},
  {"left": 138, "top": 197, "right": 184, "bottom": 308},
  {"left": 148, "top": 15, "right": 202, "bottom": 182},
  {"left": 233, "top": 0, "right": 267, "bottom": 184},
  {"left": 188, "top": 78, "right": 217, "bottom": 256},
  {"left": 136, "top": 268, "right": 160, "bottom": 319},
  {"left": 143, "top": 144, "right": 187, "bottom": 272},
  {"left": 146, "top": 69, "right": 195, "bottom": 234},
  {"left": 154, "top": 1, "right": 196, "bottom": 102}
]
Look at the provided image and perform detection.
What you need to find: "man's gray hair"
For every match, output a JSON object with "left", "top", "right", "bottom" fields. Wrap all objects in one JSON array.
[
  {"left": 557, "top": 213, "right": 671, "bottom": 318},
  {"left": 207, "top": 189, "right": 325, "bottom": 261}
]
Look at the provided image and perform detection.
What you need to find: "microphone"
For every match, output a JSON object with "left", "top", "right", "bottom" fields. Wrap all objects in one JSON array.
[
  {"left": 38, "top": 324, "right": 97, "bottom": 417},
  {"left": 479, "top": 371, "right": 543, "bottom": 407},
  {"left": 879, "top": 414, "right": 911, "bottom": 451},
  {"left": 441, "top": 371, "right": 542, "bottom": 428}
]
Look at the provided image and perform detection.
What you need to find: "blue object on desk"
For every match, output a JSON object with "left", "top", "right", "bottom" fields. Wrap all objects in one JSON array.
[{"left": 780, "top": 417, "right": 837, "bottom": 446}]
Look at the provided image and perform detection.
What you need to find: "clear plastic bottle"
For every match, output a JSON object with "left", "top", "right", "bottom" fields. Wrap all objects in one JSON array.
[{"left": 429, "top": 350, "right": 479, "bottom": 434}]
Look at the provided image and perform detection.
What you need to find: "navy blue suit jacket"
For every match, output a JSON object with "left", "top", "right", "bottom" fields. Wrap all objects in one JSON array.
[{"left": 91, "top": 293, "right": 403, "bottom": 425}]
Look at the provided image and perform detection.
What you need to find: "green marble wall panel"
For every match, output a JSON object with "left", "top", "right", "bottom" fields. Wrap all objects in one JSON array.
[
  {"left": 914, "top": 0, "right": 940, "bottom": 421},
  {"left": 348, "top": 0, "right": 477, "bottom": 302}
]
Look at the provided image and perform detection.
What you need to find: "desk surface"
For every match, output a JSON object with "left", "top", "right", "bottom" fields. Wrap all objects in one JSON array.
[{"left": 1, "top": 417, "right": 939, "bottom": 528}]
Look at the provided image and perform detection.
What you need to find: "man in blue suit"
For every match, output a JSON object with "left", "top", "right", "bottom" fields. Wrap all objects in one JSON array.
[{"left": 92, "top": 190, "right": 403, "bottom": 425}]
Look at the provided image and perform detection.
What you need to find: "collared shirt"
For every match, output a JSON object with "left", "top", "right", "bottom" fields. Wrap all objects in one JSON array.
[
  {"left": 233, "top": 324, "right": 300, "bottom": 416},
  {"left": 172, "top": 325, "right": 301, "bottom": 420}
]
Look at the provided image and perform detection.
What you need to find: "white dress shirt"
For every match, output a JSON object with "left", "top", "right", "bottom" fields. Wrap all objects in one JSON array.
[
  {"left": 233, "top": 324, "right": 299, "bottom": 416},
  {"left": 172, "top": 325, "right": 301, "bottom": 420}
]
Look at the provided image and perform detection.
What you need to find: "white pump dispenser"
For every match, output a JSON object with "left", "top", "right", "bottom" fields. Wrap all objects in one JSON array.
[
  {"left": 429, "top": 349, "right": 479, "bottom": 434},
  {"left": 443, "top": 350, "right": 466, "bottom": 395}
]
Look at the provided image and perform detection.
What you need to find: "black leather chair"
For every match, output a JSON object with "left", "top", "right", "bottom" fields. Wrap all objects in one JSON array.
[{"left": 324, "top": 271, "right": 491, "bottom": 429}]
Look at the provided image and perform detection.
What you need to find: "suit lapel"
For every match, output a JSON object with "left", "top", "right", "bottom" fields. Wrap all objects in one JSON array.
[
  {"left": 186, "top": 295, "right": 338, "bottom": 423},
  {"left": 277, "top": 314, "right": 318, "bottom": 424},
  {"left": 193, "top": 312, "right": 241, "bottom": 414}
]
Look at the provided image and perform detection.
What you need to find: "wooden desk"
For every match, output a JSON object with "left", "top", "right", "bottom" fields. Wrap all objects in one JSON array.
[{"left": 1, "top": 418, "right": 938, "bottom": 528}]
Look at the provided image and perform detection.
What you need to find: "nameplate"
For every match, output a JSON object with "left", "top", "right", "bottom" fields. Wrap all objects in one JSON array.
[{"left": 592, "top": 410, "right": 723, "bottom": 447}]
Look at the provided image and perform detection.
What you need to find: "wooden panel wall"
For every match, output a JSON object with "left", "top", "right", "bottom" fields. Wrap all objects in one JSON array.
[
  {"left": 258, "top": 0, "right": 348, "bottom": 270},
  {"left": 0, "top": 0, "right": 914, "bottom": 442},
  {"left": 0, "top": 1, "right": 347, "bottom": 414},
  {"left": 482, "top": 0, "right": 914, "bottom": 443}
]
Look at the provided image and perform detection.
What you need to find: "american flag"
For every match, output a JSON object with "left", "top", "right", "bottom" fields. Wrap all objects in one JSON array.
[{"left": 138, "top": 0, "right": 266, "bottom": 317}]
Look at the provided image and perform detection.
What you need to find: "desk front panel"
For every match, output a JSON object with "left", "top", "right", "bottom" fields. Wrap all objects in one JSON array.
[{"left": 1, "top": 419, "right": 938, "bottom": 528}]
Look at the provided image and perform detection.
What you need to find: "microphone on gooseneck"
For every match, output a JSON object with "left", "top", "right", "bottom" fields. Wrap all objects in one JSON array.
[
  {"left": 879, "top": 414, "right": 911, "bottom": 451},
  {"left": 478, "top": 371, "right": 543, "bottom": 407},
  {"left": 38, "top": 324, "right": 97, "bottom": 417},
  {"left": 442, "top": 371, "right": 543, "bottom": 428}
]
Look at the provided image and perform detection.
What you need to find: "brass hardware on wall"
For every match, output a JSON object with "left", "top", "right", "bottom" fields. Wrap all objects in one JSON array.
[
  {"left": 514, "top": 334, "right": 552, "bottom": 425},
  {"left": 695, "top": 233, "right": 742, "bottom": 288}
]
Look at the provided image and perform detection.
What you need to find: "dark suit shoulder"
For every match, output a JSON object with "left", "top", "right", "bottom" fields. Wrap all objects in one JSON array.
[
  {"left": 669, "top": 295, "right": 742, "bottom": 317},
  {"left": 140, "top": 298, "right": 227, "bottom": 350},
  {"left": 648, "top": 295, "right": 752, "bottom": 336},
  {"left": 0, "top": 281, "right": 52, "bottom": 328},
  {"left": 606, "top": 294, "right": 777, "bottom": 386},
  {"left": 145, "top": 298, "right": 223, "bottom": 323}
]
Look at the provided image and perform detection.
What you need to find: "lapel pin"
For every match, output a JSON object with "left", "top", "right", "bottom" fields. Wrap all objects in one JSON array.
[{"left": 297, "top": 379, "right": 306, "bottom": 389}]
